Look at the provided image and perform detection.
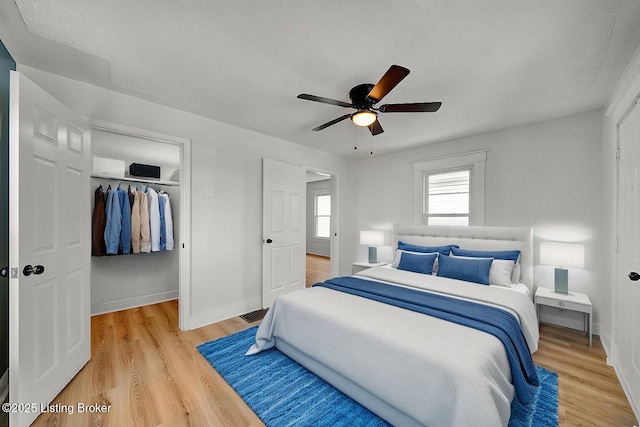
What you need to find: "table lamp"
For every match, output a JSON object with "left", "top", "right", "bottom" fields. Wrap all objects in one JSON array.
[
  {"left": 540, "top": 242, "right": 585, "bottom": 294},
  {"left": 360, "top": 230, "right": 385, "bottom": 263}
]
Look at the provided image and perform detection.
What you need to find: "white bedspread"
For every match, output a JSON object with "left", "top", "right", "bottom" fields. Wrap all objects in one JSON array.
[{"left": 247, "top": 267, "right": 540, "bottom": 427}]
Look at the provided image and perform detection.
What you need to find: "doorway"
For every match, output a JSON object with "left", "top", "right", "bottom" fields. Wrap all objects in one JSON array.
[
  {"left": 305, "top": 169, "right": 336, "bottom": 286},
  {"left": 88, "top": 120, "right": 191, "bottom": 331}
]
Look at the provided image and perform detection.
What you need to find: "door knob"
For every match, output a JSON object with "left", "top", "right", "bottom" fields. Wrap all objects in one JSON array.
[
  {"left": 23, "top": 265, "right": 34, "bottom": 276},
  {"left": 264, "top": 238, "right": 273, "bottom": 244},
  {"left": 1, "top": 267, "right": 8, "bottom": 278},
  {"left": 23, "top": 265, "right": 45, "bottom": 276},
  {"left": 629, "top": 271, "right": 640, "bottom": 281}
]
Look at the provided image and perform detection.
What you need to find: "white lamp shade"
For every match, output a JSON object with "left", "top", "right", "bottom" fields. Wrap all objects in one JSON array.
[
  {"left": 540, "top": 242, "right": 584, "bottom": 268},
  {"left": 360, "top": 230, "right": 385, "bottom": 246}
]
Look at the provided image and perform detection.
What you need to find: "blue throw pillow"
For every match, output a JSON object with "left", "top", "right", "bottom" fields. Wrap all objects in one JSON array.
[
  {"left": 397, "top": 252, "right": 438, "bottom": 275},
  {"left": 450, "top": 247, "right": 520, "bottom": 263},
  {"left": 436, "top": 254, "right": 493, "bottom": 285},
  {"left": 397, "top": 241, "right": 459, "bottom": 256}
]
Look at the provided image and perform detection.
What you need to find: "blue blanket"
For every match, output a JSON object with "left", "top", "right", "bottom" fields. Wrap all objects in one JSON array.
[{"left": 313, "top": 276, "right": 539, "bottom": 404}]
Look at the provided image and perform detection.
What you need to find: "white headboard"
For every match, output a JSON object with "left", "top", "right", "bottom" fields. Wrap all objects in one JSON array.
[{"left": 393, "top": 224, "right": 534, "bottom": 295}]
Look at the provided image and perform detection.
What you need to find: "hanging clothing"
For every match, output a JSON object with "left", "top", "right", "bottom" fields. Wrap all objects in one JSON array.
[
  {"left": 146, "top": 187, "right": 161, "bottom": 252},
  {"left": 128, "top": 185, "right": 135, "bottom": 209},
  {"left": 138, "top": 190, "right": 151, "bottom": 253},
  {"left": 160, "top": 193, "right": 174, "bottom": 250},
  {"left": 91, "top": 185, "right": 107, "bottom": 256},
  {"left": 131, "top": 190, "right": 142, "bottom": 253},
  {"left": 104, "top": 187, "right": 121, "bottom": 255},
  {"left": 158, "top": 194, "right": 166, "bottom": 251},
  {"left": 117, "top": 185, "right": 132, "bottom": 254}
]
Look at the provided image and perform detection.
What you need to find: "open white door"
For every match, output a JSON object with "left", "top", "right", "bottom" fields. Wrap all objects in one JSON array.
[
  {"left": 616, "top": 97, "right": 640, "bottom": 417},
  {"left": 262, "top": 158, "right": 305, "bottom": 308},
  {"left": 9, "top": 71, "right": 91, "bottom": 426}
]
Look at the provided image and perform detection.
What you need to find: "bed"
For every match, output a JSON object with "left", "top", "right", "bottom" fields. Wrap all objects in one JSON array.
[{"left": 247, "top": 225, "right": 539, "bottom": 427}]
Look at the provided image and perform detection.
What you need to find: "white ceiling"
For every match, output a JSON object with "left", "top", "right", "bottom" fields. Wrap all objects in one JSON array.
[{"left": 2, "top": 0, "right": 640, "bottom": 159}]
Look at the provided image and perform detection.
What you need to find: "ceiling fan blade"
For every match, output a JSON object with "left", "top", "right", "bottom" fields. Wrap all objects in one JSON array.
[
  {"left": 379, "top": 102, "right": 442, "bottom": 113},
  {"left": 366, "top": 65, "right": 410, "bottom": 103},
  {"left": 368, "top": 120, "right": 384, "bottom": 136},
  {"left": 311, "top": 114, "right": 351, "bottom": 131},
  {"left": 297, "top": 94, "right": 354, "bottom": 108}
]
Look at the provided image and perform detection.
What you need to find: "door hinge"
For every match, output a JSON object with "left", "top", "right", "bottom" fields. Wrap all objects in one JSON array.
[
  {"left": 10, "top": 267, "right": 18, "bottom": 279},
  {"left": 616, "top": 237, "right": 619, "bottom": 253},
  {"left": 614, "top": 328, "right": 618, "bottom": 344},
  {"left": 616, "top": 147, "right": 620, "bottom": 161}
]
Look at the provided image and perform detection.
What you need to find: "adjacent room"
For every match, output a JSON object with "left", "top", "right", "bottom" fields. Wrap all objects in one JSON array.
[{"left": 1, "top": 1, "right": 640, "bottom": 426}]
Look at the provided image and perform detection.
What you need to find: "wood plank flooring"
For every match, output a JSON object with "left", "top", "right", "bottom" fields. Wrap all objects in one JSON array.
[
  {"left": 534, "top": 323, "right": 637, "bottom": 426},
  {"left": 32, "top": 302, "right": 263, "bottom": 427},
  {"left": 29, "top": 257, "right": 637, "bottom": 426},
  {"left": 305, "top": 253, "right": 331, "bottom": 287}
]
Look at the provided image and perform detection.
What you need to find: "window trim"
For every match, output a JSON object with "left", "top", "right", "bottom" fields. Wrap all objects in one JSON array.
[{"left": 413, "top": 150, "right": 488, "bottom": 225}]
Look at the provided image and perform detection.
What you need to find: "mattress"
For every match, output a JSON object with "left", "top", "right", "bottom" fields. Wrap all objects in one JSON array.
[{"left": 247, "top": 267, "right": 539, "bottom": 427}]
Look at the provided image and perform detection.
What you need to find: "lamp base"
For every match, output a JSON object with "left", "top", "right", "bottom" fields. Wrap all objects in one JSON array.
[
  {"left": 368, "top": 246, "right": 378, "bottom": 263},
  {"left": 554, "top": 267, "right": 568, "bottom": 294}
]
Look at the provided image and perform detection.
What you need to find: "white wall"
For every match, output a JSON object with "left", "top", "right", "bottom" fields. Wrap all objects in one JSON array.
[
  {"left": 18, "top": 65, "right": 357, "bottom": 329},
  {"left": 355, "top": 110, "right": 606, "bottom": 336}
]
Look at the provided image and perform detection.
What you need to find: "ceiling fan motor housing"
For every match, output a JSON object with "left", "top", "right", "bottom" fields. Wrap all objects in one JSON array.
[{"left": 349, "top": 83, "right": 376, "bottom": 107}]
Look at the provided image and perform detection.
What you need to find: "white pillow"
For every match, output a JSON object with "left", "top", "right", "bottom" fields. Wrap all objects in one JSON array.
[
  {"left": 450, "top": 255, "right": 514, "bottom": 286},
  {"left": 511, "top": 263, "right": 521, "bottom": 283},
  {"left": 489, "top": 259, "right": 516, "bottom": 286}
]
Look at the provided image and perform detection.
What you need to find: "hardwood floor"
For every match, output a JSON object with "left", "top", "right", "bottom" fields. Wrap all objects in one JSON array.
[
  {"left": 32, "top": 301, "right": 263, "bottom": 427},
  {"left": 30, "top": 280, "right": 637, "bottom": 426},
  {"left": 305, "top": 253, "right": 331, "bottom": 287},
  {"left": 534, "top": 323, "right": 637, "bottom": 426}
]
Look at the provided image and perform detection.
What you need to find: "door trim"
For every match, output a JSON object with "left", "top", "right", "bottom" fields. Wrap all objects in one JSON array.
[
  {"left": 89, "top": 119, "right": 192, "bottom": 330},
  {"left": 303, "top": 165, "right": 340, "bottom": 278}
]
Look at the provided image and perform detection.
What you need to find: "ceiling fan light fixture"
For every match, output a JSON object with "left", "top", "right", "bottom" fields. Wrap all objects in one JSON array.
[{"left": 351, "top": 110, "right": 377, "bottom": 127}]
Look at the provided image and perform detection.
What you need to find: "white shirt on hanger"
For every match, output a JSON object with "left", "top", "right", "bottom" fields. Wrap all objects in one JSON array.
[
  {"left": 146, "top": 187, "right": 161, "bottom": 252},
  {"left": 160, "top": 193, "right": 174, "bottom": 250}
]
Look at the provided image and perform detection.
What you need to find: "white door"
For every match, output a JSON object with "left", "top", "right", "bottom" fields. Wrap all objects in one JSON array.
[
  {"left": 616, "top": 96, "right": 640, "bottom": 417},
  {"left": 262, "top": 158, "right": 305, "bottom": 308},
  {"left": 9, "top": 71, "right": 91, "bottom": 427}
]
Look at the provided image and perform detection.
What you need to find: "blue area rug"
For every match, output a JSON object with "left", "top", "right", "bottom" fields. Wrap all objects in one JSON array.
[{"left": 197, "top": 326, "right": 558, "bottom": 427}]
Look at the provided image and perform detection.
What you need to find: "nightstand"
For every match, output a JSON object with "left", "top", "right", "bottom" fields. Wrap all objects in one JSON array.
[
  {"left": 352, "top": 261, "right": 387, "bottom": 274},
  {"left": 535, "top": 286, "right": 592, "bottom": 346}
]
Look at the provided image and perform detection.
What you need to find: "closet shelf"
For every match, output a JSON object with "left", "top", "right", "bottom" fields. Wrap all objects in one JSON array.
[{"left": 91, "top": 173, "right": 180, "bottom": 186}]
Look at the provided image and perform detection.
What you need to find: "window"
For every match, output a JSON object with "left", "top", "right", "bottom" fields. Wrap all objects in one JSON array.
[
  {"left": 425, "top": 168, "right": 470, "bottom": 225},
  {"left": 315, "top": 193, "right": 331, "bottom": 238},
  {"left": 412, "top": 150, "right": 487, "bottom": 225}
]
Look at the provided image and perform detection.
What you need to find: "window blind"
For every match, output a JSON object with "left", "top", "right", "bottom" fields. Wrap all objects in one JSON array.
[
  {"left": 315, "top": 194, "right": 331, "bottom": 238},
  {"left": 426, "top": 168, "right": 470, "bottom": 225}
]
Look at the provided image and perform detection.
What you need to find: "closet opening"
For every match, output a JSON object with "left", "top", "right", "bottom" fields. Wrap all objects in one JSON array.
[{"left": 89, "top": 121, "right": 190, "bottom": 329}]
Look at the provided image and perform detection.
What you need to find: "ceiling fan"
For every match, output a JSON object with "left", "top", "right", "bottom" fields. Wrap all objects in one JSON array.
[{"left": 297, "top": 65, "right": 441, "bottom": 136}]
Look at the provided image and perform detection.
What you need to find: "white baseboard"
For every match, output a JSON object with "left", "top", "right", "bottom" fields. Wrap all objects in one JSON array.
[
  {"left": 187, "top": 297, "right": 262, "bottom": 331},
  {"left": 612, "top": 364, "right": 640, "bottom": 423},
  {"left": 91, "top": 290, "right": 179, "bottom": 316},
  {"left": 0, "top": 369, "right": 8, "bottom": 403}
]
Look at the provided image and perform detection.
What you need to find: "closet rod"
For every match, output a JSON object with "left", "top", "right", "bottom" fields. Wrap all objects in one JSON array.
[{"left": 91, "top": 173, "right": 179, "bottom": 186}]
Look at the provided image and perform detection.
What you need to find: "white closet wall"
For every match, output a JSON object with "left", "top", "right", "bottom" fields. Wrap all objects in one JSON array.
[{"left": 90, "top": 127, "right": 181, "bottom": 315}]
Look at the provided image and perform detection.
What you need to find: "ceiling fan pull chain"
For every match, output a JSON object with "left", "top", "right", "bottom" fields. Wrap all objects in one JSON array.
[
  {"left": 370, "top": 132, "right": 373, "bottom": 155},
  {"left": 353, "top": 126, "right": 358, "bottom": 150}
]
